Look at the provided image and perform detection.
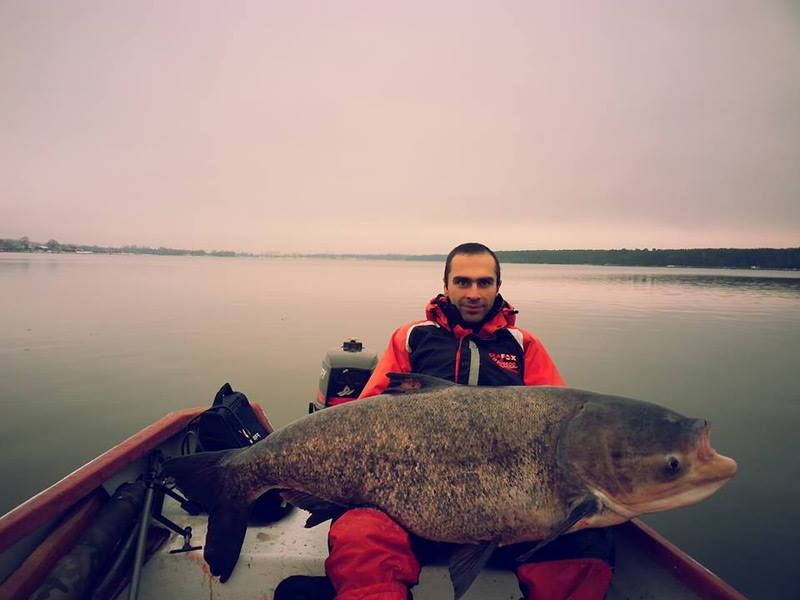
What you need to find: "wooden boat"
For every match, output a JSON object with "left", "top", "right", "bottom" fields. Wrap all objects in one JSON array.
[{"left": 0, "top": 403, "right": 748, "bottom": 600}]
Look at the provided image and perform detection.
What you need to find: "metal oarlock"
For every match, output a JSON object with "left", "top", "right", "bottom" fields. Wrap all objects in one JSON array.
[{"left": 169, "top": 526, "right": 202, "bottom": 554}]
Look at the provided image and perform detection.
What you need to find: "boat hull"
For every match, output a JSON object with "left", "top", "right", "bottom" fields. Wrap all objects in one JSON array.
[{"left": 0, "top": 407, "right": 745, "bottom": 600}]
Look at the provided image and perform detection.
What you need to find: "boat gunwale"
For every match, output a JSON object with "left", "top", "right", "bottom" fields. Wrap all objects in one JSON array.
[
  {"left": 0, "top": 404, "right": 274, "bottom": 554},
  {"left": 0, "top": 405, "right": 745, "bottom": 599},
  {"left": 0, "top": 407, "right": 205, "bottom": 553},
  {"left": 621, "top": 519, "right": 747, "bottom": 600}
]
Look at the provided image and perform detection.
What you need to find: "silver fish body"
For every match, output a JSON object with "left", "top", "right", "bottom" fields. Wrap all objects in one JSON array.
[{"left": 165, "top": 374, "right": 737, "bottom": 594}]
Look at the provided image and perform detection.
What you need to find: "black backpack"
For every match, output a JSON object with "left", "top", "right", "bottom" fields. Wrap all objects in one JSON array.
[
  {"left": 187, "top": 383, "right": 268, "bottom": 452},
  {"left": 183, "top": 383, "right": 291, "bottom": 523}
]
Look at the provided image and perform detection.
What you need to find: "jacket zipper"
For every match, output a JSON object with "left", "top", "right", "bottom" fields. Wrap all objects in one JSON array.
[{"left": 454, "top": 335, "right": 466, "bottom": 383}]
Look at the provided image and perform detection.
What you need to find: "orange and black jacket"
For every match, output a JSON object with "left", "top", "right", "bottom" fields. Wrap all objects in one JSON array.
[{"left": 359, "top": 294, "right": 564, "bottom": 399}]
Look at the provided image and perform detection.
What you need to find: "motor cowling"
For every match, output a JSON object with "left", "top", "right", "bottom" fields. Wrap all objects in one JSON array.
[{"left": 310, "top": 339, "right": 378, "bottom": 413}]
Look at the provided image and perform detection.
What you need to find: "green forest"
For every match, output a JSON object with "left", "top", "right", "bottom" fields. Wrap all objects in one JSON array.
[
  {"left": 492, "top": 248, "right": 800, "bottom": 269},
  {"left": 311, "top": 248, "right": 800, "bottom": 269}
]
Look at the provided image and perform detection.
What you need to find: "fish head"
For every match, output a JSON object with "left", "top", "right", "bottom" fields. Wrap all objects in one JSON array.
[{"left": 559, "top": 396, "right": 737, "bottom": 520}]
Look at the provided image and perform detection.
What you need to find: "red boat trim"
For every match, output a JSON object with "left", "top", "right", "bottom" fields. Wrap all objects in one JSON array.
[
  {"left": 252, "top": 403, "right": 275, "bottom": 434},
  {"left": 0, "top": 407, "right": 206, "bottom": 554},
  {"left": 623, "top": 519, "right": 747, "bottom": 600},
  {"left": 0, "top": 487, "right": 108, "bottom": 598}
]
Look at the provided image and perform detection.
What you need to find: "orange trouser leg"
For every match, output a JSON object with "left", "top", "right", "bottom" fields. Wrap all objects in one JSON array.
[
  {"left": 517, "top": 558, "right": 613, "bottom": 600},
  {"left": 326, "top": 508, "right": 421, "bottom": 600}
]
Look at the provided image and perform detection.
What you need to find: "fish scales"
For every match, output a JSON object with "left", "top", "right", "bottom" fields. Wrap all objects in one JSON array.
[
  {"left": 226, "top": 385, "right": 585, "bottom": 543},
  {"left": 165, "top": 374, "right": 737, "bottom": 594}
]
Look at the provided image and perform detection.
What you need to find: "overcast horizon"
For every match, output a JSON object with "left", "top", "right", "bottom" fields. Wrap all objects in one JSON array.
[
  {"left": 2, "top": 1, "right": 799, "bottom": 254},
  {"left": 3, "top": 234, "right": 799, "bottom": 255}
]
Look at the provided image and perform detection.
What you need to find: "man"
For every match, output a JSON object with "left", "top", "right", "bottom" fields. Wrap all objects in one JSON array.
[
  {"left": 356, "top": 243, "right": 563, "bottom": 395},
  {"left": 277, "top": 243, "right": 613, "bottom": 600}
]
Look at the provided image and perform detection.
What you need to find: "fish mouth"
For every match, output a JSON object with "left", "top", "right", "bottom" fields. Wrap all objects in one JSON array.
[{"left": 693, "top": 425, "right": 737, "bottom": 481}]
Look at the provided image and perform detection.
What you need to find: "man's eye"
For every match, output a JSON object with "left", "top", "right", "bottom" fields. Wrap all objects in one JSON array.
[{"left": 478, "top": 280, "right": 493, "bottom": 288}]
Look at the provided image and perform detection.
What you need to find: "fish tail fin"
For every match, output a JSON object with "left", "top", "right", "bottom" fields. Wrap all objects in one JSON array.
[
  {"left": 164, "top": 449, "right": 254, "bottom": 582},
  {"left": 163, "top": 449, "right": 238, "bottom": 513}
]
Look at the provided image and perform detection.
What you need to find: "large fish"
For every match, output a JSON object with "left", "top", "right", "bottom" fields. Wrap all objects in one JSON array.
[{"left": 164, "top": 373, "right": 737, "bottom": 598}]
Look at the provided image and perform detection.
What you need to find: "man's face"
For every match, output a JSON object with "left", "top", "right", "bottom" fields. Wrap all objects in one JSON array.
[{"left": 444, "top": 252, "right": 500, "bottom": 323}]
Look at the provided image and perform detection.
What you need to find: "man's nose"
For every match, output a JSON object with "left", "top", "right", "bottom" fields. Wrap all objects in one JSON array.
[{"left": 465, "top": 283, "right": 481, "bottom": 297}]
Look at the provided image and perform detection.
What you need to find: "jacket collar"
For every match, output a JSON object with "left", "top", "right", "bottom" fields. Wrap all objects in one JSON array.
[{"left": 425, "top": 294, "right": 517, "bottom": 337}]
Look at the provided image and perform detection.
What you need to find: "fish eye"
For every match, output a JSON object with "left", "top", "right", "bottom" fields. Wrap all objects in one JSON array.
[{"left": 665, "top": 455, "right": 681, "bottom": 475}]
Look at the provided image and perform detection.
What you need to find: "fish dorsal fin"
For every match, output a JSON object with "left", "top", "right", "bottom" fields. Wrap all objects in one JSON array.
[
  {"left": 384, "top": 372, "right": 457, "bottom": 394},
  {"left": 280, "top": 490, "right": 346, "bottom": 527},
  {"left": 515, "top": 495, "right": 599, "bottom": 564},
  {"left": 448, "top": 541, "right": 499, "bottom": 599}
]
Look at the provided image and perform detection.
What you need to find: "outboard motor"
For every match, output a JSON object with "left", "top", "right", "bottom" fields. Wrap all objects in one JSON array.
[{"left": 310, "top": 339, "right": 378, "bottom": 413}]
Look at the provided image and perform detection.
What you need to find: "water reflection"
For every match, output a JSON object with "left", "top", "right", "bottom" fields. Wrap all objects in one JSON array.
[
  {"left": 588, "top": 272, "right": 800, "bottom": 296},
  {"left": 0, "top": 255, "right": 798, "bottom": 598},
  {"left": 505, "top": 263, "right": 800, "bottom": 295}
]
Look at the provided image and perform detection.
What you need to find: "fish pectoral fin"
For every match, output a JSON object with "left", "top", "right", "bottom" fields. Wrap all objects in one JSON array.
[
  {"left": 280, "top": 490, "right": 346, "bottom": 527},
  {"left": 515, "top": 495, "right": 599, "bottom": 564},
  {"left": 448, "top": 541, "right": 498, "bottom": 600},
  {"left": 305, "top": 508, "right": 346, "bottom": 528},
  {"left": 384, "top": 372, "right": 458, "bottom": 394}
]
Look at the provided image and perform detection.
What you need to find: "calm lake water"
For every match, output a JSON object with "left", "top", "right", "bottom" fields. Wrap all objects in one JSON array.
[{"left": 1, "top": 253, "right": 798, "bottom": 598}]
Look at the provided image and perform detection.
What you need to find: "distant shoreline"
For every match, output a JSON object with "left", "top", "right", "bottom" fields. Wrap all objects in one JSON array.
[{"left": 2, "top": 237, "right": 798, "bottom": 270}]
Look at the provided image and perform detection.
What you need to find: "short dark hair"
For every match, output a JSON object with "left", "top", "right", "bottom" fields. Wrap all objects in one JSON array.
[{"left": 443, "top": 243, "right": 501, "bottom": 286}]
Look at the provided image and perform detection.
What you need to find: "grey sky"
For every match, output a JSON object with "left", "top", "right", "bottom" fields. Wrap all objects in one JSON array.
[{"left": 2, "top": 1, "right": 798, "bottom": 253}]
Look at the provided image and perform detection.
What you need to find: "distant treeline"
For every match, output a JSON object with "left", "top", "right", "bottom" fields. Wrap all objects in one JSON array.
[
  {"left": 400, "top": 248, "right": 800, "bottom": 270},
  {"left": 493, "top": 248, "right": 800, "bottom": 269},
  {"left": 0, "top": 237, "right": 246, "bottom": 258},
  {"left": 3, "top": 237, "right": 798, "bottom": 269}
]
